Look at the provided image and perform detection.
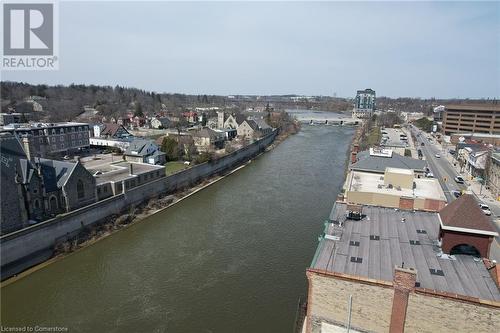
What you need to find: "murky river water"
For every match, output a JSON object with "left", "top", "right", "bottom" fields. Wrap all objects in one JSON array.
[{"left": 1, "top": 125, "right": 354, "bottom": 333}]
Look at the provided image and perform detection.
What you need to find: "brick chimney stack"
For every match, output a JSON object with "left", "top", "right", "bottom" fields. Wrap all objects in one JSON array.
[
  {"left": 389, "top": 266, "right": 417, "bottom": 333},
  {"left": 350, "top": 151, "right": 358, "bottom": 164}
]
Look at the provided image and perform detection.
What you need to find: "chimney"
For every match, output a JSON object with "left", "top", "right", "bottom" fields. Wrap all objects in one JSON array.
[
  {"left": 129, "top": 163, "right": 134, "bottom": 175},
  {"left": 351, "top": 151, "right": 358, "bottom": 164},
  {"left": 389, "top": 266, "right": 417, "bottom": 333}
]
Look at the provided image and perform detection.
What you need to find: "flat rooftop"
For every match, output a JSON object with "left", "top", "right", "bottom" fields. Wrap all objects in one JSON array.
[
  {"left": 311, "top": 202, "right": 500, "bottom": 302},
  {"left": 90, "top": 161, "right": 164, "bottom": 184},
  {"left": 446, "top": 104, "right": 500, "bottom": 112},
  {"left": 347, "top": 170, "right": 446, "bottom": 201}
]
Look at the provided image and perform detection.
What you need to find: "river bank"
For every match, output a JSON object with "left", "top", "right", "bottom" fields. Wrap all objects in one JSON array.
[
  {"left": 1, "top": 161, "right": 252, "bottom": 287},
  {"left": 1, "top": 132, "right": 281, "bottom": 285},
  {"left": 1, "top": 125, "right": 355, "bottom": 333}
]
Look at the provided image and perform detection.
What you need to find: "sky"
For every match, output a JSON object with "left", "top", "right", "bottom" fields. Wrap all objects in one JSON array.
[{"left": 2, "top": 1, "right": 499, "bottom": 98}]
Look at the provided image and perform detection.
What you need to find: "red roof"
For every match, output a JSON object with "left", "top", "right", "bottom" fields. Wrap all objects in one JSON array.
[{"left": 439, "top": 194, "right": 496, "bottom": 234}]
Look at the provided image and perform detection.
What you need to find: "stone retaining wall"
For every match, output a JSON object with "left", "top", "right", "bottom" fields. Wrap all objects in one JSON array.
[{"left": 1, "top": 131, "right": 277, "bottom": 280}]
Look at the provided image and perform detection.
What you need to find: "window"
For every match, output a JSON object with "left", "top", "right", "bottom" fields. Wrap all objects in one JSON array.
[
  {"left": 34, "top": 199, "right": 40, "bottom": 209},
  {"left": 77, "top": 179, "right": 85, "bottom": 199}
]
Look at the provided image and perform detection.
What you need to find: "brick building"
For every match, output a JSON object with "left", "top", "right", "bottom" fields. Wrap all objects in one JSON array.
[
  {"left": 438, "top": 194, "right": 497, "bottom": 258},
  {"left": 303, "top": 202, "right": 499, "bottom": 333},
  {"left": 442, "top": 104, "right": 500, "bottom": 135}
]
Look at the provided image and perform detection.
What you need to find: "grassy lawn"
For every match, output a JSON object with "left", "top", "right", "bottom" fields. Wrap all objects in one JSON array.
[
  {"left": 165, "top": 161, "right": 189, "bottom": 175},
  {"left": 366, "top": 127, "right": 382, "bottom": 146}
]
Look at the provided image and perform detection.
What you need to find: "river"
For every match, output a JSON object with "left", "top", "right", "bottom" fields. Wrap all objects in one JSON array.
[{"left": 1, "top": 125, "right": 354, "bottom": 333}]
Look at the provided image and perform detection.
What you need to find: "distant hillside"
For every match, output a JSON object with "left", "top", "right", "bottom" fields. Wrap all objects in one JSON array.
[{"left": 0, "top": 82, "right": 229, "bottom": 122}]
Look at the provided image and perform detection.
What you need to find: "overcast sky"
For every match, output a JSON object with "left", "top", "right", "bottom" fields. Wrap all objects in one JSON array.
[{"left": 2, "top": 1, "right": 499, "bottom": 98}]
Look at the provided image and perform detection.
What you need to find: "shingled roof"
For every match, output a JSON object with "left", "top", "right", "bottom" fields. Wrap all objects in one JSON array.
[{"left": 439, "top": 194, "right": 497, "bottom": 235}]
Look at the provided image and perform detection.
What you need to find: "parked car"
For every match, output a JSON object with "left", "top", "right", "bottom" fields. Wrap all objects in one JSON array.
[
  {"left": 479, "top": 204, "right": 492, "bottom": 216},
  {"left": 421, "top": 142, "right": 425, "bottom": 146},
  {"left": 435, "top": 153, "right": 440, "bottom": 158},
  {"left": 454, "top": 176, "right": 465, "bottom": 184},
  {"left": 425, "top": 172, "right": 434, "bottom": 178},
  {"left": 452, "top": 190, "right": 462, "bottom": 198}
]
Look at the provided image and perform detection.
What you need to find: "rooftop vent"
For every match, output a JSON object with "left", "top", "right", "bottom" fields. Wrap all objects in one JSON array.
[
  {"left": 416, "top": 229, "right": 427, "bottom": 234},
  {"left": 370, "top": 235, "right": 380, "bottom": 241},
  {"left": 349, "top": 241, "right": 360, "bottom": 247},
  {"left": 388, "top": 184, "right": 393, "bottom": 189},
  {"left": 409, "top": 240, "right": 421, "bottom": 245},
  {"left": 350, "top": 257, "right": 363, "bottom": 263},
  {"left": 429, "top": 268, "right": 444, "bottom": 276},
  {"left": 377, "top": 184, "right": 383, "bottom": 189}
]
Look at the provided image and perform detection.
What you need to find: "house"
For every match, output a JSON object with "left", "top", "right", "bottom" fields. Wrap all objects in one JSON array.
[
  {"left": 487, "top": 152, "right": 500, "bottom": 200},
  {"left": 207, "top": 116, "right": 219, "bottom": 129},
  {"left": 192, "top": 128, "right": 225, "bottom": 152},
  {"left": 254, "top": 118, "right": 273, "bottom": 136},
  {"left": 94, "top": 123, "right": 132, "bottom": 139},
  {"left": 124, "top": 139, "right": 166, "bottom": 165},
  {"left": 457, "top": 144, "right": 489, "bottom": 178},
  {"left": 182, "top": 111, "right": 198, "bottom": 123},
  {"left": 156, "top": 134, "right": 195, "bottom": 157},
  {"left": 131, "top": 116, "right": 145, "bottom": 128},
  {"left": 223, "top": 113, "right": 246, "bottom": 129},
  {"left": 150, "top": 117, "right": 171, "bottom": 129},
  {"left": 237, "top": 119, "right": 259, "bottom": 139}
]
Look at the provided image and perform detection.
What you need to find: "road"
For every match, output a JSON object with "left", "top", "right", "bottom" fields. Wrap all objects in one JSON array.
[
  {"left": 409, "top": 125, "right": 500, "bottom": 262},
  {"left": 410, "top": 127, "right": 465, "bottom": 203}
]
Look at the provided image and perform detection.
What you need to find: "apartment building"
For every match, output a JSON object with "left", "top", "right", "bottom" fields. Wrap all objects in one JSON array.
[
  {"left": 1, "top": 122, "right": 90, "bottom": 159},
  {"left": 442, "top": 104, "right": 500, "bottom": 135},
  {"left": 352, "top": 89, "right": 376, "bottom": 119}
]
